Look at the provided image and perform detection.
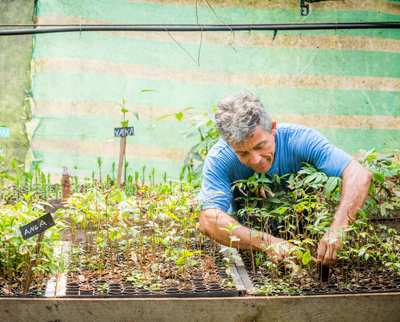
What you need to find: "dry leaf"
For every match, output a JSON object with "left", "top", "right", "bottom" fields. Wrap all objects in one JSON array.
[
  {"left": 266, "top": 190, "right": 275, "bottom": 197},
  {"left": 2, "top": 288, "right": 10, "bottom": 295},
  {"left": 260, "top": 187, "right": 267, "bottom": 199}
]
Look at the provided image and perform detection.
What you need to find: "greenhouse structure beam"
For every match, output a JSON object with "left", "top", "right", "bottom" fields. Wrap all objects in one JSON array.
[{"left": 0, "top": 22, "right": 400, "bottom": 36}]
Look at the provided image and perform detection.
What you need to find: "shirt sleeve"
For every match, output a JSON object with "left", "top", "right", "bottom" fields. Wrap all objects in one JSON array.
[
  {"left": 198, "top": 155, "right": 233, "bottom": 212},
  {"left": 296, "top": 128, "right": 354, "bottom": 177}
]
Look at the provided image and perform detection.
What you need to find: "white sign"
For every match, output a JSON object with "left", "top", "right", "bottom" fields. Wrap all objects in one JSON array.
[{"left": 0, "top": 127, "right": 10, "bottom": 138}]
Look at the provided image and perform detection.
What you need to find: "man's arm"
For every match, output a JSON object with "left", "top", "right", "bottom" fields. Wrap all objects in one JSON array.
[
  {"left": 317, "top": 159, "right": 373, "bottom": 266},
  {"left": 199, "top": 208, "right": 297, "bottom": 264}
]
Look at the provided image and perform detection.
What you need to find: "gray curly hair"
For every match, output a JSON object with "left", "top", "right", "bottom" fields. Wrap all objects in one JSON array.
[{"left": 215, "top": 90, "right": 273, "bottom": 146}]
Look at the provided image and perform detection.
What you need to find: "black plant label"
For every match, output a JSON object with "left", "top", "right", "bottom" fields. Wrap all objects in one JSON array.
[
  {"left": 114, "top": 127, "right": 135, "bottom": 137},
  {"left": 19, "top": 213, "right": 55, "bottom": 240}
]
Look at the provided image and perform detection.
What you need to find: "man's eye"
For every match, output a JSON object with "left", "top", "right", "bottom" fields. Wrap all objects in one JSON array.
[{"left": 255, "top": 143, "right": 264, "bottom": 150}]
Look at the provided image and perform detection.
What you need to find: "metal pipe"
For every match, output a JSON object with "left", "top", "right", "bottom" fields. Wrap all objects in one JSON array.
[{"left": 0, "top": 22, "right": 399, "bottom": 36}]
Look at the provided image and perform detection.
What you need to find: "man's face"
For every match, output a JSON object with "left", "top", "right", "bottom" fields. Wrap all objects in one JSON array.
[{"left": 230, "top": 122, "right": 277, "bottom": 173}]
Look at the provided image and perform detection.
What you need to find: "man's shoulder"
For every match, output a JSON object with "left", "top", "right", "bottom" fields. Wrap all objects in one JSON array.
[
  {"left": 276, "top": 123, "right": 312, "bottom": 134},
  {"left": 207, "top": 139, "right": 232, "bottom": 157},
  {"left": 276, "top": 123, "right": 321, "bottom": 145},
  {"left": 204, "top": 139, "right": 249, "bottom": 175}
]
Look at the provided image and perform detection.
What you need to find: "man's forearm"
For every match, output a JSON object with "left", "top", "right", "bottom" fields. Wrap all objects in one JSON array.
[
  {"left": 332, "top": 159, "right": 373, "bottom": 229},
  {"left": 199, "top": 208, "right": 276, "bottom": 251}
]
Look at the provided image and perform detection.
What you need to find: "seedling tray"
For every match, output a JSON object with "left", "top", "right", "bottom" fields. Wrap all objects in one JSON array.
[
  {"left": 37, "top": 241, "right": 244, "bottom": 299},
  {"left": 0, "top": 242, "right": 244, "bottom": 299},
  {"left": 239, "top": 249, "right": 400, "bottom": 297}
]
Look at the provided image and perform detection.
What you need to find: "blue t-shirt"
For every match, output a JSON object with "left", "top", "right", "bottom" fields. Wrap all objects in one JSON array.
[{"left": 199, "top": 123, "right": 353, "bottom": 213}]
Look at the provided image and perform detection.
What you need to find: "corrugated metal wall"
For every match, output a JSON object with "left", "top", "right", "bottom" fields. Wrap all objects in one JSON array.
[{"left": 30, "top": 0, "right": 400, "bottom": 180}]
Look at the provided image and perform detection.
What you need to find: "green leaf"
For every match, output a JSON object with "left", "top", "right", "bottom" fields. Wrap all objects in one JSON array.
[
  {"left": 187, "top": 259, "right": 198, "bottom": 266},
  {"left": 48, "top": 263, "right": 57, "bottom": 274},
  {"left": 0, "top": 173, "right": 16, "bottom": 181},
  {"left": 75, "top": 214, "right": 84, "bottom": 223},
  {"left": 366, "top": 154, "right": 378, "bottom": 162},
  {"left": 366, "top": 197, "right": 376, "bottom": 208},
  {"left": 269, "top": 197, "right": 281, "bottom": 203},
  {"left": 325, "top": 177, "right": 338, "bottom": 194},
  {"left": 183, "top": 153, "right": 190, "bottom": 167},
  {"left": 302, "top": 251, "right": 311, "bottom": 265},
  {"left": 175, "top": 112, "right": 183, "bottom": 121},
  {"left": 115, "top": 191, "right": 127, "bottom": 203},
  {"left": 191, "top": 152, "right": 203, "bottom": 162},
  {"left": 9, "top": 237, "right": 22, "bottom": 246},
  {"left": 121, "top": 120, "right": 129, "bottom": 127},
  {"left": 128, "top": 106, "right": 139, "bottom": 120},
  {"left": 373, "top": 172, "right": 385, "bottom": 183},
  {"left": 368, "top": 182, "right": 375, "bottom": 195},
  {"left": 377, "top": 154, "right": 394, "bottom": 161},
  {"left": 121, "top": 108, "right": 129, "bottom": 113},
  {"left": 301, "top": 251, "right": 311, "bottom": 265},
  {"left": 232, "top": 255, "right": 241, "bottom": 261},
  {"left": 156, "top": 113, "right": 176, "bottom": 121},
  {"left": 157, "top": 107, "right": 193, "bottom": 122},
  {"left": 304, "top": 174, "right": 318, "bottom": 185},
  {"left": 11, "top": 159, "right": 23, "bottom": 183},
  {"left": 193, "top": 163, "right": 204, "bottom": 175},
  {"left": 327, "top": 237, "right": 337, "bottom": 245},
  {"left": 166, "top": 212, "right": 180, "bottom": 221}
]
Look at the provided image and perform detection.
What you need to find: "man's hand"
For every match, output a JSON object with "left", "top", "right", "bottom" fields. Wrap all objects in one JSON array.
[
  {"left": 316, "top": 159, "right": 372, "bottom": 267},
  {"left": 262, "top": 235, "right": 298, "bottom": 266},
  {"left": 317, "top": 229, "right": 343, "bottom": 266},
  {"left": 200, "top": 209, "right": 297, "bottom": 267}
]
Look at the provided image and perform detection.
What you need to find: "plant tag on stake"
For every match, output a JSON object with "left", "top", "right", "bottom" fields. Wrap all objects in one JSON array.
[
  {"left": 114, "top": 127, "right": 134, "bottom": 137},
  {"left": 19, "top": 213, "right": 55, "bottom": 240}
]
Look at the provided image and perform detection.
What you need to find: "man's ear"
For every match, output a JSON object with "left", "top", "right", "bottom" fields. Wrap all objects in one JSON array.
[{"left": 271, "top": 121, "right": 277, "bottom": 136}]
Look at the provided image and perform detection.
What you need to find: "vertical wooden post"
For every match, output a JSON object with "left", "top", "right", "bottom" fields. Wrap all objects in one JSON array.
[
  {"left": 117, "top": 136, "right": 126, "bottom": 188},
  {"left": 62, "top": 166, "right": 71, "bottom": 201},
  {"left": 22, "top": 231, "right": 44, "bottom": 294}
]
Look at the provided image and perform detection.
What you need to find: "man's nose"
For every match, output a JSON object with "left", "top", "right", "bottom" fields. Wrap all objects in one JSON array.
[{"left": 250, "top": 152, "right": 261, "bottom": 164}]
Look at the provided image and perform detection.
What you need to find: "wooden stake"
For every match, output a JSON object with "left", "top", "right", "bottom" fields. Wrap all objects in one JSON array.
[
  {"left": 62, "top": 166, "right": 71, "bottom": 201},
  {"left": 117, "top": 134, "right": 126, "bottom": 188},
  {"left": 22, "top": 231, "right": 44, "bottom": 294}
]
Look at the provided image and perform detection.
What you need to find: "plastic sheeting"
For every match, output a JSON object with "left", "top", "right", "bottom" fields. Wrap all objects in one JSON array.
[{"left": 29, "top": 0, "right": 400, "bottom": 180}]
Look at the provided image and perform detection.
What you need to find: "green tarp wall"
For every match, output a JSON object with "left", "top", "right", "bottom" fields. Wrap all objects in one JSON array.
[{"left": 28, "top": 0, "right": 400, "bottom": 180}]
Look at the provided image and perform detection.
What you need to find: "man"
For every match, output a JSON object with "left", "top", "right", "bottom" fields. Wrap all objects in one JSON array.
[{"left": 199, "top": 90, "right": 372, "bottom": 266}]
